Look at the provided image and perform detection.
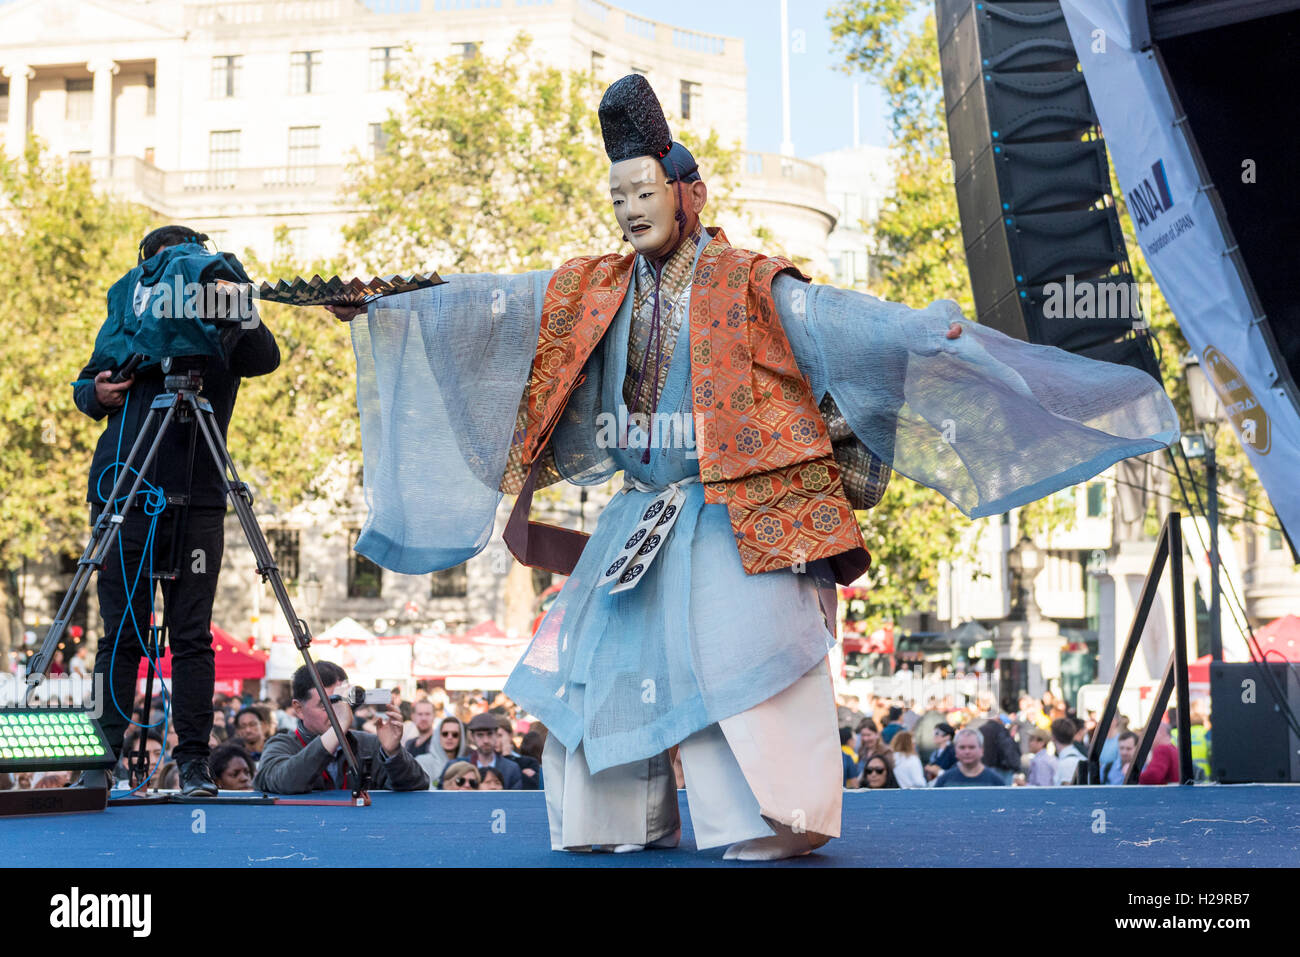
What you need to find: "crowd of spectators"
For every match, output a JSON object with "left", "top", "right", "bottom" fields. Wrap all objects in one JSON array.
[
  {"left": 0, "top": 667, "right": 1209, "bottom": 794},
  {"left": 834, "top": 689, "right": 1210, "bottom": 789}
]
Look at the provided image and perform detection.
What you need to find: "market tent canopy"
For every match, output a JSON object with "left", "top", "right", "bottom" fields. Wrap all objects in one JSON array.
[
  {"left": 315, "top": 616, "right": 375, "bottom": 643},
  {"left": 411, "top": 621, "right": 528, "bottom": 685},
  {"left": 136, "top": 624, "right": 267, "bottom": 680}
]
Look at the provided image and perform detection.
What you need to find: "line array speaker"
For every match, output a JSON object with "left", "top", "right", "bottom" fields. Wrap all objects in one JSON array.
[{"left": 937, "top": 0, "right": 1159, "bottom": 378}]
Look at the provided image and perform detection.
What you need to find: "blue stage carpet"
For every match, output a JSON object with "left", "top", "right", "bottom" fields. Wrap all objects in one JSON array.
[{"left": 6, "top": 784, "right": 1297, "bottom": 867}]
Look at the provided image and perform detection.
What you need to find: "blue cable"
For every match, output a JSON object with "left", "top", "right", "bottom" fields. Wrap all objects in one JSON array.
[{"left": 89, "top": 390, "right": 180, "bottom": 796}]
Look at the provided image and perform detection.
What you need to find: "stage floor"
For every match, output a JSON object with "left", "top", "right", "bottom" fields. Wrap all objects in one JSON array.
[{"left": 6, "top": 784, "right": 1298, "bottom": 867}]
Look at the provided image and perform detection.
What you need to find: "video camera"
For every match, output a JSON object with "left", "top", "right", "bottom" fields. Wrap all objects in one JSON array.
[
  {"left": 91, "top": 241, "right": 260, "bottom": 379},
  {"left": 330, "top": 687, "right": 394, "bottom": 710}
]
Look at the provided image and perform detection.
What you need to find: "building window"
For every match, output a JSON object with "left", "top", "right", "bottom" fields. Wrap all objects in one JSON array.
[
  {"left": 370, "top": 46, "right": 401, "bottom": 90},
  {"left": 680, "top": 80, "right": 699, "bottom": 120},
  {"left": 208, "top": 130, "right": 240, "bottom": 188},
  {"left": 65, "top": 78, "right": 93, "bottom": 122},
  {"left": 453, "top": 42, "right": 479, "bottom": 60},
  {"left": 1268, "top": 527, "right": 1284, "bottom": 551},
  {"left": 0, "top": 82, "right": 8, "bottom": 125},
  {"left": 145, "top": 73, "right": 156, "bottom": 115},
  {"left": 211, "top": 56, "right": 241, "bottom": 98},
  {"left": 287, "top": 125, "right": 319, "bottom": 183},
  {"left": 267, "top": 528, "right": 300, "bottom": 587},
  {"left": 429, "top": 564, "right": 468, "bottom": 599},
  {"left": 1086, "top": 481, "right": 1107, "bottom": 518},
  {"left": 369, "top": 122, "right": 389, "bottom": 159},
  {"left": 290, "top": 51, "right": 321, "bottom": 95},
  {"left": 348, "top": 529, "right": 383, "bottom": 598},
  {"left": 590, "top": 50, "right": 605, "bottom": 78},
  {"left": 69, "top": 150, "right": 91, "bottom": 164},
  {"left": 630, "top": 64, "right": 650, "bottom": 77}
]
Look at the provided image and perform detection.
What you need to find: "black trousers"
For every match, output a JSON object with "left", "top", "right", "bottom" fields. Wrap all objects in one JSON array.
[{"left": 92, "top": 504, "right": 226, "bottom": 765}]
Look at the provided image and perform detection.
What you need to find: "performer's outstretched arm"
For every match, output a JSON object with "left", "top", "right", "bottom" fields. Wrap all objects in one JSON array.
[
  {"left": 772, "top": 275, "right": 1180, "bottom": 518},
  {"left": 343, "top": 271, "right": 553, "bottom": 575}
]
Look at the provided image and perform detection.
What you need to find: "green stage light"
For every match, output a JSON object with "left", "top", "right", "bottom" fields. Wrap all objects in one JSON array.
[{"left": 0, "top": 709, "right": 114, "bottom": 773}]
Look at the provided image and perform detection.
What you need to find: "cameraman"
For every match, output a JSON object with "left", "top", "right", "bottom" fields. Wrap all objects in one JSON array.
[
  {"left": 73, "top": 225, "right": 279, "bottom": 795},
  {"left": 253, "top": 661, "right": 430, "bottom": 793}
]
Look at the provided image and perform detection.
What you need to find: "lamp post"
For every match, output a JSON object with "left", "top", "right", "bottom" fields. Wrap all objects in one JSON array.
[
  {"left": 1182, "top": 352, "right": 1224, "bottom": 662},
  {"left": 1007, "top": 534, "right": 1043, "bottom": 624}
]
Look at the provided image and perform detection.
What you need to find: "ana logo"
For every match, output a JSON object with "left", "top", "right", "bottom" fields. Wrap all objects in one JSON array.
[
  {"left": 1130, "top": 159, "right": 1174, "bottom": 230},
  {"left": 1204, "top": 346, "right": 1270, "bottom": 454}
]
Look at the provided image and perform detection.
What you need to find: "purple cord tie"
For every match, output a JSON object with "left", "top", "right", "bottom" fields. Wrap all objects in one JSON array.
[{"left": 629, "top": 259, "right": 666, "bottom": 465}]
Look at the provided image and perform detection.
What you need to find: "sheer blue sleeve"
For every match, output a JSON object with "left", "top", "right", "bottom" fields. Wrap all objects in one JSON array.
[
  {"left": 775, "top": 275, "right": 1180, "bottom": 518},
  {"left": 349, "top": 271, "right": 550, "bottom": 573}
]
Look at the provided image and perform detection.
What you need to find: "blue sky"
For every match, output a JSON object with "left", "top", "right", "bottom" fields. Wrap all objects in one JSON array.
[{"left": 614, "top": 0, "right": 890, "bottom": 156}]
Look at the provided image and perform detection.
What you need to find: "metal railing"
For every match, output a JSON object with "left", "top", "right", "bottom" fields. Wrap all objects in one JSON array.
[{"left": 1076, "top": 511, "right": 1195, "bottom": 785}]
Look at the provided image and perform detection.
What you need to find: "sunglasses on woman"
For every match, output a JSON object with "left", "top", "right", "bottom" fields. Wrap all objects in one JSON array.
[
  {"left": 865, "top": 766, "right": 888, "bottom": 774},
  {"left": 455, "top": 776, "right": 479, "bottom": 789}
]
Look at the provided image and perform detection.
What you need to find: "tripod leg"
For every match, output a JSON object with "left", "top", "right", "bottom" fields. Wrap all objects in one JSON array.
[{"left": 187, "top": 397, "right": 368, "bottom": 796}]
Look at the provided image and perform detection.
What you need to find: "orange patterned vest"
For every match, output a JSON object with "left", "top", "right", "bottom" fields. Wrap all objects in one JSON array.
[{"left": 502, "top": 228, "right": 868, "bottom": 580}]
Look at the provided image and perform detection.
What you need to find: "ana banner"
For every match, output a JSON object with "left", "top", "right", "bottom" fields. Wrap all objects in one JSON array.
[{"left": 1061, "top": 0, "right": 1300, "bottom": 543}]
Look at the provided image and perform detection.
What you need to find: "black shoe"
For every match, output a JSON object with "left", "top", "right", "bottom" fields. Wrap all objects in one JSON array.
[
  {"left": 71, "top": 769, "right": 113, "bottom": 789},
  {"left": 179, "top": 760, "right": 217, "bottom": 797}
]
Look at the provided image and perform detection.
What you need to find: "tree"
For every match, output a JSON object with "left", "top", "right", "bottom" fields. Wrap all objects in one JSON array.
[
  {"left": 827, "top": 2, "right": 983, "bottom": 631},
  {"left": 343, "top": 34, "right": 741, "bottom": 275},
  {"left": 0, "top": 141, "right": 151, "bottom": 661}
]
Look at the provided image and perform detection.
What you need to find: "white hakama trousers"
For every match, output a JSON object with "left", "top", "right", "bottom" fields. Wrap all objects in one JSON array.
[{"left": 541, "top": 657, "right": 842, "bottom": 851}]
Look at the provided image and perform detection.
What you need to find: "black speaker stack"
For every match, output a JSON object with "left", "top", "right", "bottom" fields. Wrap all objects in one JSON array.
[
  {"left": 936, "top": 0, "right": 1159, "bottom": 377},
  {"left": 1209, "top": 662, "right": 1300, "bottom": 783}
]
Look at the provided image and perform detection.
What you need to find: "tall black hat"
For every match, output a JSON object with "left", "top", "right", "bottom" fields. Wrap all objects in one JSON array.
[{"left": 599, "top": 74, "right": 700, "bottom": 182}]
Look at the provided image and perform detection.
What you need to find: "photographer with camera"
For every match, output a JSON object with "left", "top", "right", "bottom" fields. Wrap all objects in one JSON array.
[
  {"left": 73, "top": 225, "right": 280, "bottom": 796},
  {"left": 253, "top": 661, "right": 430, "bottom": 793}
]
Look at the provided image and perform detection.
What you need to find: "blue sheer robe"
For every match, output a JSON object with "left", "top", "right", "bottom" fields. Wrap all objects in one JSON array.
[{"left": 349, "top": 269, "right": 1178, "bottom": 772}]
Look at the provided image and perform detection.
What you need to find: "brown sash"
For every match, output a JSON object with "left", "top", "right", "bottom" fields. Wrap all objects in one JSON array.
[{"left": 503, "top": 458, "right": 589, "bottom": 576}]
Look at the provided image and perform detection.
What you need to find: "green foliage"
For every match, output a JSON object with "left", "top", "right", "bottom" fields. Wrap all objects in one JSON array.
[
  {"left": 828, "top": 1, "right": 980, "bottom": 629},
  {"left": 0, "top": 141, "right": 152, "bottom": 571},
  {"left": 343, "top": 34, "right": 741, "bottom": 275},
  {"left": 855, "top": 476, "right": 981, "bottom": 632}
]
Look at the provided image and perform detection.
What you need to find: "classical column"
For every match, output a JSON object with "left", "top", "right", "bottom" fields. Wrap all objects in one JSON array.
[
  {"left": 2, "top": 64, "right": 34, "bottom": 157},
  {"left": 87, "top": 58, "right": 119, "bottom": 159}
]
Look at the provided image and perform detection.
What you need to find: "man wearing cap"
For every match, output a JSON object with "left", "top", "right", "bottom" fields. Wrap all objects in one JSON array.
[
  {"left": 333, "top": 75, "right": 1178, "bottom": 857},
  {"left": 463, "top": 713, "right": 523, "bottom": 790}
]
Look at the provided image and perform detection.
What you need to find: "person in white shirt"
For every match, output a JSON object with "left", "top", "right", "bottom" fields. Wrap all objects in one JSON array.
[
  {"left": 1051, "top": 717, "right": 1086, "bottom": 785},
  {"left": 889, "top": 730, "right": 927, "bottom": 788}
]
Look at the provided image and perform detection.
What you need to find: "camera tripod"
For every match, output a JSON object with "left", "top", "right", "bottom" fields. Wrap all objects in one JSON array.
[{"left": 25, "top": 364, "right": 368, "bottom": 803}]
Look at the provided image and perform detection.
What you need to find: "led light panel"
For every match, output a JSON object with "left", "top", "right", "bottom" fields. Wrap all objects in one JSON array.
[{"left": 0, "top": 709, "right": 115, "bottom": 773}]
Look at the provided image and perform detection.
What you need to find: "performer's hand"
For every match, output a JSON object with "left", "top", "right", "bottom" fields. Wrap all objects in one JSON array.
[
  {"left": 946, "top": 322, "right": 964, "bottom": 339},
  {"left": 325, "top": 304, "right": 364, "bottom": 322},
  {"left": 94, "top": 370, "right": 133, "bottom": 408},
  {"left": 376, "top": 703, "right": 404, "bottom": 756}
]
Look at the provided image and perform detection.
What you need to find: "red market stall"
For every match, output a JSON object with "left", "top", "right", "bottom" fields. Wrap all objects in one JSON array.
[
  {"left": 1189, "top": 614, "right": 1300, "bottom": 682},
  {"left": 136, "top": 623, "right": 268, "bottom": 696}
]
